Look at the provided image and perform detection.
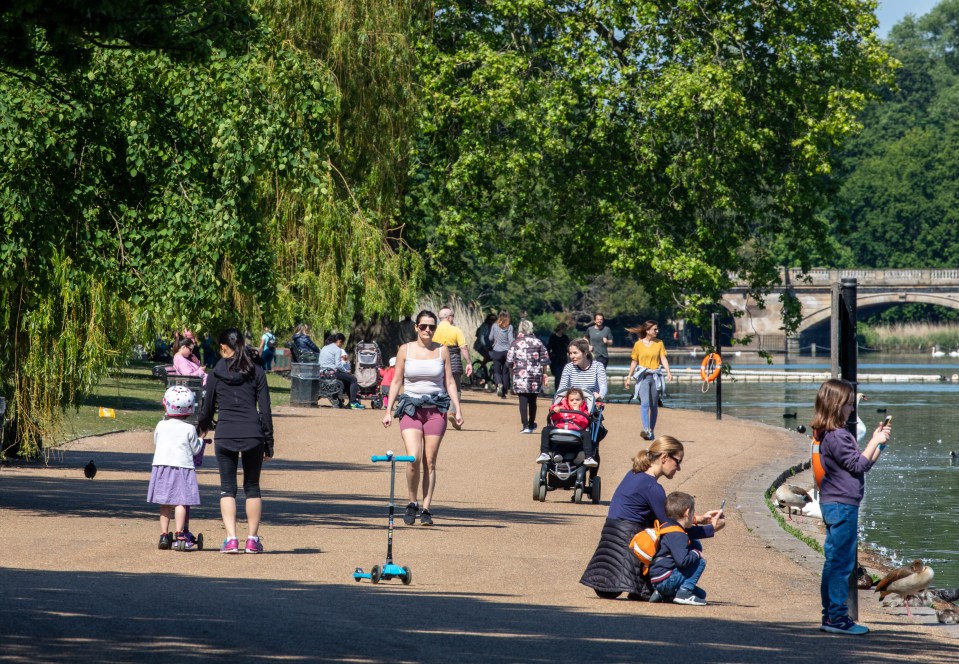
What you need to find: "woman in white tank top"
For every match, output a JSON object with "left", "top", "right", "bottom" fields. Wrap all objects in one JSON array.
[{"left": 382, "top": 310, "right": 464, "bottom": 526}]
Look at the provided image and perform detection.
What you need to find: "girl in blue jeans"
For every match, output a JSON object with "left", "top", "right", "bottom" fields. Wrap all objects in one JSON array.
[{"left": 811, "top": 379, "right": 890, "bottom": 635}]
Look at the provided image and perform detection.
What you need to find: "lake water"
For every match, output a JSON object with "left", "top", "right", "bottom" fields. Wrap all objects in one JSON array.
[{"left": 605, "top": 353, "right": 959, "bottom": 588}]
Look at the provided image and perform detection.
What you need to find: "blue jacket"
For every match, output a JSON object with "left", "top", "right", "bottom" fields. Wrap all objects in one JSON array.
[
  {"left": 648, "top": 519, "right": 703, "bottom": 583},
  {"left": 608, "top": 471, "right": 715, "bottom": 540}
]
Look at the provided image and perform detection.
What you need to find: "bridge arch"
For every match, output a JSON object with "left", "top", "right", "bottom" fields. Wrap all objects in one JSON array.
[{"left": 798, "top": 292, "right": 959, "bottom": 335}]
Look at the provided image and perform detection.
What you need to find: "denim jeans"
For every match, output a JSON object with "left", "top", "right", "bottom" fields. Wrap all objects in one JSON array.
[
  {"left": 653, "top": 556, "right": 707, "bottom": 599},
  {"left": 637, "top": 374, "right": 659, "bottom": 432},
  {"left": 821, "top": 502, "right": 859, "bottom": 623}
]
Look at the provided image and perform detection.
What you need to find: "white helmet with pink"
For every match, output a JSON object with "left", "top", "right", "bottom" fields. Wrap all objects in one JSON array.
[{"left": 163, "top": 385, "right": 196, "bottom": 416}]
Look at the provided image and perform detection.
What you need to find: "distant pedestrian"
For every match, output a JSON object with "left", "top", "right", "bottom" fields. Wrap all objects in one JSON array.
[
  {"left": 433, "top": 307, "right": 473, "bottom": 425},
  {"left": 259, "top": 326, "right": 277, "bottom": 371},
  {"left": 507, "top": 320, "right": 550, "bottom": 433},
  {"left": 148, "top": 386, "right": 205, "bottom": 551},
  {"left": 624, "top": 320, "right": 672, "bottom": 440},
  {"left": 173, "top": 337, "right": 207, "bottom": 386},
  {"left": 473, "top": 313, "right": 496, "bottom": 389},
  {"left": 488, "top": 311, "right": 514, "bottom": 398},
  {"left": 200, "top": 333, "right": 217, "bottom": 368},
  {"left": 198, "top": 328, "right": 274, "bottom": 554},
  {"left": 811, "top": 379, "right": 890, "bottom": 635},
  {"left": 586, "top": 313, "right": 614, "bottom": 369},
  {"left": 291, "top": 324, "right": 321, "bottom": 363},
  {"left": 546, "top": 322, "right": 570, "bottom": 390}
]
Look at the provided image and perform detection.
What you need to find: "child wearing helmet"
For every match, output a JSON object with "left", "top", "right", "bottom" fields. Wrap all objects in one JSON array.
[{"left": 147, "top": 385, "right": 206, "bottom": 551}]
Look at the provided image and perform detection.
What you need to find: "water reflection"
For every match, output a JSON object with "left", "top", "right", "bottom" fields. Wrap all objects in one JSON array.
[{"left": 607, "top": 352, "right": 959, "bottom": 587}]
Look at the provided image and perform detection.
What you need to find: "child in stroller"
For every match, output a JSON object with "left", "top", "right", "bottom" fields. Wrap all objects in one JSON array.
[
  {"left": 531, "top": 388, "right": 605, "bottom": 504},
  {"left": 536, "top": 388, "right": 598, "bottom": 467}
]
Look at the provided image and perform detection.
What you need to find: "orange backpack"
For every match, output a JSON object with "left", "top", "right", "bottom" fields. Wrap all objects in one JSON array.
[
  {"left": 811, "top": 429, "right": 826, "bottom": 489},
  {"left": 629, "top": 520, "right": 686, "bottom": 572}
]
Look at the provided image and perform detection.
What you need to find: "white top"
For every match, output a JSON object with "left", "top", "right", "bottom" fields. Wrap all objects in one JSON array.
[
  {"left": 403, "top": 349, "right": 445, "bottom": 398},
  {"left": 153, "top": 418, "right": 203, "bottom": 468}
]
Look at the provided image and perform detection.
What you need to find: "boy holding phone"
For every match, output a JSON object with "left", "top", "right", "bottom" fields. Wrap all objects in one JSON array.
[{"left": 648, "top": 491, "right": 709, "bottom": 605}]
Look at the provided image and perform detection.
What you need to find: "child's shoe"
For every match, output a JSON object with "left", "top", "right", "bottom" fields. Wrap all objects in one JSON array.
[
  {"left": 583, "top": 457, "right": 599, "bottom": 467},
  {"left": 220, "top": 537, "right": 240, "bottom": 554},
  {"left": 673, "top": 590, "right": 707, "bottom": 606},
  {"left": 158, "top": 532, "right": 172, "bottom": 550},
  {"left": 245, "top": 536, "right": 264, "bottom": 554},
  {"left": 536, "top": 452, "right": 551, "bottom": 464},
  {"left": 820, "top": 616, "right": 869, "bottom": 635}
]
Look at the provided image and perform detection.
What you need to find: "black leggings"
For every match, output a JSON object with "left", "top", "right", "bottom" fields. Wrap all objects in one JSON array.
[
  {"left": 216, "top": 443, "right": 265, "bottom": 499},
  {"left": 518, "top": 393, "right": 538, "bottom": 428},
  {"left": 335, "top": 369, "right": 359, "bottom": 402},
  {"left": 490, "top": 350, "right": 510, "bottom": 392}
]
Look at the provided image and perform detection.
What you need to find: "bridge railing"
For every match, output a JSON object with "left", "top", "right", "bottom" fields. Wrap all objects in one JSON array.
[{"left": 729, "top": 268, "right": 959, "bottom": 287}]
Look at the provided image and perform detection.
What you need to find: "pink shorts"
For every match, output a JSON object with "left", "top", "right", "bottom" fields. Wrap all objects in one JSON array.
[{"left": 399, "top": 407, "right": 448, "bottom": 437}]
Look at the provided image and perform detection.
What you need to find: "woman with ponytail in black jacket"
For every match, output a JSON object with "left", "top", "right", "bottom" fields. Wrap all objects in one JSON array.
[{"left": 198, "top": 328, "right": 274, "bottom": 554}]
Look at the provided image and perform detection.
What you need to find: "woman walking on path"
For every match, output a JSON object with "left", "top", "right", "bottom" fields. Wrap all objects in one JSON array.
[
  {"left": 488, "top": 311, "right": 514, "bottom": 398},
  {"left": 506, "top": 320, "right": 550, "bottom": 434},
  {"left": 546, "top": 322, "right": 570, "bottom": 391},
  {"left": 624, "top": 320, "right": 672, "bottom": 440},
  {"left": 580, "top": 436, "right": 725, "bottom": 600},
  {"left": 812, "top": 379, "right": 890, "bottom": 635},
  {"left": 556, "top": 338, "right": 608, "bottom": 400},
  {"left": 259, "top": 326, "right": 277, "bottom": 372},
  {"left": 382, "top": 310, "right": 464, "bottom": 527},
  {"left": 198, "top": 328, "right": 274, "bottom": 554}
]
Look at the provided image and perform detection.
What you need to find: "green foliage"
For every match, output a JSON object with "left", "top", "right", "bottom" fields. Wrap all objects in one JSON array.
[
  {"left": 829, "top": 0, "right": 959, "bottom": 269},
  {"left": 0, "top": 10, "right": 421, "bottom": 456},
  {"left": 407, "top": 0, "right": 893, "bottom": 331}
]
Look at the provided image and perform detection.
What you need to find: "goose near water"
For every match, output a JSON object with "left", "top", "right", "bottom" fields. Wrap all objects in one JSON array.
[
  {"left": 937, "top": 608, "right": 959, "bottom": 625},
  {"left": 774, "top": 484, "right": 812, "bottom": 522},
  {"left": 875, "top": 560, "right": 935, "bottom": 618}
]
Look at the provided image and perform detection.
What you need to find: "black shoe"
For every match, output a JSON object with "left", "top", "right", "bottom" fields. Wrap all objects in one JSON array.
[
  {"left": 158, "top": 533, "right": 172, "bottom": 550},
  {"left": 403, "top": 502, "right": 418, "bottom": 525},
  {"left": 420, "top": 509, "right": 434, "bottom": 526}
]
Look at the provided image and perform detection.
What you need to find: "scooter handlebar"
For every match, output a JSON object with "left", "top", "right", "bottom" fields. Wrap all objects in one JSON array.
[{"left": 371, "top": 454, "right": 416, "bottom": 463}]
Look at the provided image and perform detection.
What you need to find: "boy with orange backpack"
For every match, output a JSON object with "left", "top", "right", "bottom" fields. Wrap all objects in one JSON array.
[{"left": 647, "top": 491, "right": 709, "bottom": 605}]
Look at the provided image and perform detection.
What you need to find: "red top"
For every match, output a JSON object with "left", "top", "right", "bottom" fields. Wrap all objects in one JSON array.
[
  {"left": 379, "top": 366, "right": 396, "bottom": 386},
  {"left": 548, "top": 397, "right": 590, "bottom": 430}
]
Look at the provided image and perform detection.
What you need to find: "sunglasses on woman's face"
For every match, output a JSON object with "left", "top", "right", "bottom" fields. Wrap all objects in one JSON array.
[{"left": 417, "top": 324, "right": 437, "bottom": 331}]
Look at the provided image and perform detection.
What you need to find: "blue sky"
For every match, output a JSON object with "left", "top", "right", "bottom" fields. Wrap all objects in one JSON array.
[{"left": 875, "top": 0, "right": 940, "bottom": 37}]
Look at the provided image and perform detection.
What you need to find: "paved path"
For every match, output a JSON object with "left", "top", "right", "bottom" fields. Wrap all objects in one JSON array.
[{"left": 1, "top": 392, "right": 956, "bottom": 662}]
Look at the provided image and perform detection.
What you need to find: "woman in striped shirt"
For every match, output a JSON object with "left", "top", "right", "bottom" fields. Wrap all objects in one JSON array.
[{"left": 556, "top": 338, "right": 608, "bottom": 399}]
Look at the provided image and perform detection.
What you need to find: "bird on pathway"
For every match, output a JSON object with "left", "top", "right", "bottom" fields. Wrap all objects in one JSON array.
[
  {"left": 857, "top": 565, "right": 875, "bottom": 590},
  {"left": 937, "top": 608, "right": 959, "bottom": 625},
  {"left": 84, "top": 460, "right": 97, "bottom": 480},
  {"left": 875, "top": 560, "right": 935, "bottom": 618},
  {"left": 774, "top": 484, "right": 812, "bottom": 522}
]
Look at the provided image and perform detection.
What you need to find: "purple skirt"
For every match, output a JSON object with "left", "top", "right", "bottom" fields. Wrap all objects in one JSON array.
[{"left": 147, "top": 465, "right": 201, "bottom": 506}]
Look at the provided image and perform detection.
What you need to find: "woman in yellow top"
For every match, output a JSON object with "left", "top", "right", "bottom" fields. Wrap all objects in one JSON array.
[{"left": 624, "top": 321, "right": 673, "bottom": 440}]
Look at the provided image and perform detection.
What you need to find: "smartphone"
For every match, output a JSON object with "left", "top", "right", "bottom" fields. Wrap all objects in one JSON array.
[
  {"left": 882, "top": 415, "right": 892, "bottom": 427},
  {"left": 720, "top": 498, "right": 726, "bottom": 513}
]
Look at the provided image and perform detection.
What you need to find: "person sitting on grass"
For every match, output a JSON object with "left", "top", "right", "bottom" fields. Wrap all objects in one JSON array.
[
  {"left": 536, "top": 388, "right": 598, "bottom": 467},
  {"left": 648, "top": 491, "right": 709, "bottom": 605}
]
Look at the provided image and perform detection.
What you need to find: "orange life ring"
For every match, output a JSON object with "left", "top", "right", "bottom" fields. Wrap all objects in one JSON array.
[{"left": 699, "top": 353, "right": 722, "bottom": 382}]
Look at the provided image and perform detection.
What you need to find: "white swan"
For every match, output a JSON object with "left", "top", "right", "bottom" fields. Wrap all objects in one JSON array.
[
  {"left": 932, "top": 345, "right": 946, "bottom": 358},
  {"left": 949, "top": 349, "right": 959, "bottom": 358}
]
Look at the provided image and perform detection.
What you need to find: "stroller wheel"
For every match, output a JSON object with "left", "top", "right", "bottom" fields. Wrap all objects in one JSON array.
[
  {"left": 372, "top": 398, "right": 383, "bottom": 410},
  {"left": 590, "top": 476, "right": 602, "bottom": 504},
  {"left": 573, "top": 486, "right": 584, "bottom": 504}
]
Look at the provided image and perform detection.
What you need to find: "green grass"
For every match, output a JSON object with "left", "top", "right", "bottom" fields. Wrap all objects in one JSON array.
[{"left": 58, "top": 362, "right": 292, "bottom": 445}]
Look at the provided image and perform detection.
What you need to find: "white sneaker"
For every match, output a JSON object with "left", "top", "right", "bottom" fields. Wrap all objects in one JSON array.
[
  {"left": 583, "top": 457, "right": 598, "bottom": 467},
  {"left": 520, "top": 427, "right": 531, "bottom": 434},
  {"left": 536, "top": 453, "right": 551, "bottom": 464}
]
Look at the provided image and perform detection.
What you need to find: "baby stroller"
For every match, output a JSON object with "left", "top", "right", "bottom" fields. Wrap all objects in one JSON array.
[
  {"left": 354, "top": 341, "right": 384, "bottom": 409},
  {"left": 533, "top": 388, "right": 604, "bottom": 504}
]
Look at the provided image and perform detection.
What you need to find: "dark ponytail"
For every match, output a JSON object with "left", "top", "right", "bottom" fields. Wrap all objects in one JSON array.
[{"left": 218, "top": 327, "right": 256, "bottom": 376}]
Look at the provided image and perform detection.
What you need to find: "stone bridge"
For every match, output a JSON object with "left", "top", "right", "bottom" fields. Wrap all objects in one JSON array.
[{"left": 719, "top": 268, "right": 959, "bottom": 352}]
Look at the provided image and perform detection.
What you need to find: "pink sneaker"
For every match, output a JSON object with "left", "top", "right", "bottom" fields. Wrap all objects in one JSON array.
[
  {"left": 245, "top": 536, "right": 264, "bottom": 554},
  {"left": 220, "top": 537, "right": 240, "bottom": 554}
]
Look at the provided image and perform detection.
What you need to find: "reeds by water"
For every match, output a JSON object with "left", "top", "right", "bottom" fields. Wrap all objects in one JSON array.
[{"left": 860, "top": 322, "right": 959, "bottom": 353}]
